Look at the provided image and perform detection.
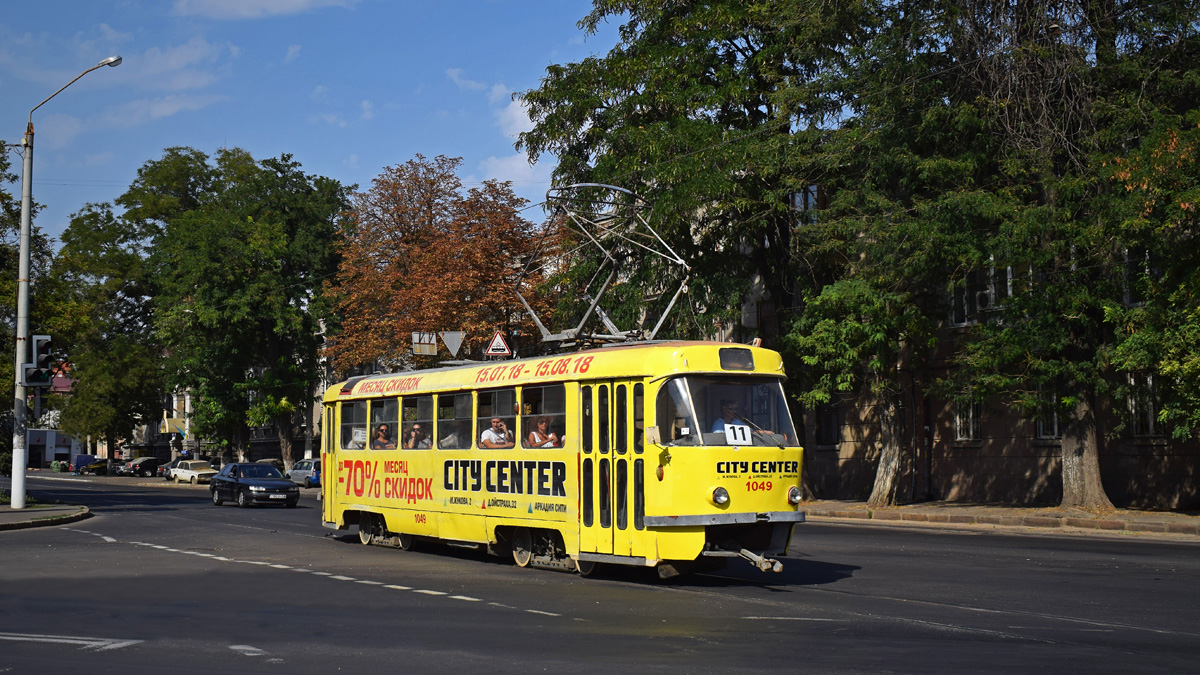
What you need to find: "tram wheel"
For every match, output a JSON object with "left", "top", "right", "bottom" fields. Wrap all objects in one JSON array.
[
  {"left": 359, "top": 513, "right": 377, "bottom": 545},
  {"left": 511, "top": 528, "right": 533, "bottom": 567},
  {"left": 397, "top": 533, "right": 415, "bottom": 550},
  {"left": 575, "top": 559, "right": 597, "bottom": 577}
]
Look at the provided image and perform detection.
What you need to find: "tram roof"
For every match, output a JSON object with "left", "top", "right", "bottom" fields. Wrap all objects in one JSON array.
[{"left": 323, "top": 340, "right": 786, "bottom": 401}]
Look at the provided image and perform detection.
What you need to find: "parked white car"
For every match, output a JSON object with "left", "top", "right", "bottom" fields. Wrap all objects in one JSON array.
[
  {"left": 173, "top": 460, "right": 218, "bottom": 485},
  {"left": 285, "top": 458, "right": 321, "bottom": 488}
]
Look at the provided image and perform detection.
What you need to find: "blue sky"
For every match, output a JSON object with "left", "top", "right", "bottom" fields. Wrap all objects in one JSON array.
[{"left": 0, "top": 0, "right": 619, "bottom": 243}]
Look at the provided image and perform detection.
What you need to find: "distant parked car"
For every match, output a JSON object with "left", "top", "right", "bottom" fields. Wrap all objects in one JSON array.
[
  {"left": 125, "top": 457, "right": 160, "bottom": 477},
  {"left": 110, "top": 460, "right": 130, "bottom": 476},
  {"left": 81, "top": 459, "right": 109, "bottom": 475},
  {"left": 255, "top": 458, "right": 286, "bottom": 472},
  {"left": 173, "top": 460, "right": 218, "bottom": 485},
  {"left": 285, "top": 458, "right": 321, "bottom": 488},
  {"left": 159, "top": 457, "right": 186, "bottom": 480},
  {"left": 71, "top": 455, "right": 98, "bottom": 473},
  {"left": 210, "top": 462, "right": 299, "bottom": 508}
]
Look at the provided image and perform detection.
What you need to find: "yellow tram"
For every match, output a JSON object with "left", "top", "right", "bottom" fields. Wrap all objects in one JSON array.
[{"left": 320, "top": 341, "right": 805, "bottom": 575}]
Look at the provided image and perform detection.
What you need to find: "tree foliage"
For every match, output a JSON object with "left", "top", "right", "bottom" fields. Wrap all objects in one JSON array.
[
  {"left": 520, "top": 0, "right": 1200, "bottom": 510},
  {"left": 327, "top": 155, "right": 546, "bottom": 370},
  {"left": 143, "top": 148, "right": 349, "bottom": 465}
]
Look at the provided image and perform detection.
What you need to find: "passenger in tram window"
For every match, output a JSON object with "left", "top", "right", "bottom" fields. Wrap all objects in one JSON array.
[
  {"left": 405, "top": 423, "right": 432, "bottom": 449},
  {"left": 480, "top": 417, "right": 514, "bottom": 448},
  {"left": 371, "top": 424, "right": 396, "bottom": 449},
  {"left": 527, "top": 416, "right": 560, "bottom": 448}
]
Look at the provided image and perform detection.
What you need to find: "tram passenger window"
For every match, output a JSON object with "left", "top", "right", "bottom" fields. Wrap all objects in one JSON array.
[
  {"left": 521, "top": 384, "right": 565, "bottom": 449},
  {"left": 582, "top": 386, "right": 593, "bottom": 453},
  {"left": 634, "top": 383, "right": 644, "bottom": 454},
  {"left": 401, "top": 396, "right": 434, "bottom": 449},
  {"left": 615, "top": 385, "right": 627, "bottom": 454},
  {"left": 340, "top": 401, "right": 368, "bottom": 449},
  {"left": 478, "top": 389, "right": 516, "bottom": 449},
  {"left": 369, "top": 398, "right": 398, "bottom": 449},
  {"left": 437, "top": 393, "right": 472, "bottom": 449}
]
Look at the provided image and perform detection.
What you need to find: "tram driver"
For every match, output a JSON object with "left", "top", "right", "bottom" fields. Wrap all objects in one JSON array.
[{"left": 480, "top": 417, "right": 514, "bottom": 448}]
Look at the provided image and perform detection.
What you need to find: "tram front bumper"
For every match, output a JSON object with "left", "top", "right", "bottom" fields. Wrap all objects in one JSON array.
[{"left": 645, "top": 510, "right": 804, "bottom": 572}]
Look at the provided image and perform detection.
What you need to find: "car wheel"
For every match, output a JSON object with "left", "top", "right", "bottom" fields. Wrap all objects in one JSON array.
[
  {"left": 190, "top": 476, "right": 198, "bottom": 485},
  {"left": 211, "top": 489, "right": 223, "bottom": 506},
  {"left": 303, "top": 477, "right": 312, "bottom": 488},
  {"left": 237, "top": 490, "right": 250, "bottom": 508}
]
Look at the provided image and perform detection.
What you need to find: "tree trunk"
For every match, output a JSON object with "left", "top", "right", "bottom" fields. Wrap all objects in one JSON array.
[
  {"left": 277, "top": 412, "right": 296, "bottom": 469},
  {"left": 867, "top": 396, "right": 903, "bottom": 507},
  {"left": 1059, "top": 391, "right": 1114, "bottom": 512}
]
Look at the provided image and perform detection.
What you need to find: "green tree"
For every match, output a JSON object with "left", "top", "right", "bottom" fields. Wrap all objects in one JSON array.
[
  {"left": 43, "top": 203, "right": 163, "bottom": 449},
  {"left": 142, "top": 148, "right": 350, "bottom": 466}
]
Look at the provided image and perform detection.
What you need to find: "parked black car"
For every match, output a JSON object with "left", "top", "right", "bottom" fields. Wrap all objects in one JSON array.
[
  {"left": 210, "top": 462, "right": 300, "bottom": 508},
  {"left": 126, "top": 457, "right": 160, "bottom": 477}
]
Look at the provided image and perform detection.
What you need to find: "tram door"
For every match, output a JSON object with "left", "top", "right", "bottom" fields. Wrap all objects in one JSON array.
[{"left": 579, "top": 382, "right": 642, "bottom": 557}]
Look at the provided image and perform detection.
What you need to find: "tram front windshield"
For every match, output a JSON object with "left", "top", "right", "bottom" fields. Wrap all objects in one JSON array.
[{"left": 656, "top": 376, "right": 799, "bottom": 447}]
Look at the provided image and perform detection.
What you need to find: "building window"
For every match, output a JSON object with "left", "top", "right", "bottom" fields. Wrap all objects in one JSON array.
[
  {"left": 815, "top": 401, "right": 839, "bottom": 445},
  {"left": 1035, "top": 387, "right": 1061, "bottom": 440},
  {"left": 1129, "top": 373, "right": 1162, "bottom": 438},
  {"left": 950, "top": 262, "right": 1030, "bottom": 326},
  {"left": 791, "top": 185, "right": 823, "bottom": 226},
  {"left": 954, "top": 401, "right": 982, "bottom": 441}
]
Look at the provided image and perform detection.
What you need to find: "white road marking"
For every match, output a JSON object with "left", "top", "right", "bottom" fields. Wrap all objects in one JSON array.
[
  {"left": 742, "top": 616, "right": 840, "bottom": 622},
  {"left": 0, "top": 632, "right": 142, "bottom": 651},
  {"left": 229, "top": 644, "right": 267, "bottom": 657},
  {"left": 130, "top": 541, "right": 563, "bottom": 619},
  {"left": 62, "top": 528, "right": 116, "bottom": 543}
]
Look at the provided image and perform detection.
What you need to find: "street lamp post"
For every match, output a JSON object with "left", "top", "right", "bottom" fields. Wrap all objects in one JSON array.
[{"left": 9, "top": 55, "right": 121, "bottom": 510}]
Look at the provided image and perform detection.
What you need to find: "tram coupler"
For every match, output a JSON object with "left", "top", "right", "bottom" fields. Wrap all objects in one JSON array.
[{"left": 739, "top": 548, "right": 783, "bottom": 573}]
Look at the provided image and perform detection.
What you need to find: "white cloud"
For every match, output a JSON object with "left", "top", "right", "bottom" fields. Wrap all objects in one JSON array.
[
  {"left": 173, "top": 0, "right": 359, "bottom": 20},
  {"left": 129, "top": 36, "right": 228, "bottom": 92},
  {"left": 344, "top": 154, "right": 359, "bottom": 169},
  {"left": 313, "top": 112, "right": 347, "bottom": 128},
  {"left": 101, "top": 94, "right": 229, "bottom": 127},
  {"left": 496, "top": 99, "right": 533, "bottom": 139},
  {"left": 39, "top": 114, "right": 84, "bottom": 150},
  {"left": 85, "top": 151, "right": 115, "bottom": 167},
  {"left": 488, "top": 83, "right": 509, "bottom": 105},
  {"left": 446, "top": 68, "right": 486, "bottom": 91},
  {"left": 476, "top": 153, "right": 553, "bottom": 204},
  {"left": 284, "top": 45, "right": 301, "bottom": 63},
  {"left": 310, "top": 85, "right": 328, "bottom": 102},
  {"left": 360, "top": 100, "right": 374, "bottom": 120}
]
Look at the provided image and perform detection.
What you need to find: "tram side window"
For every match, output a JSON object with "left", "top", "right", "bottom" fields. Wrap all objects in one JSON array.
[
  {"left": 521, "top": 384, "right": 566, "bottom": 449},
  {"left": 340, "top": 401, "right": 368, "bottom": 449},
  {"left": 437, "top": 393, "right": 472, "bottom": 449},
  {"left": 478, "top": 389, "right": 516, "bottom": 449},
  {"left": 369, "top": 398, "right": 398, "bottom": 449},
  {"left": 401, "top": 396, "right": 434, "bottom": 449}
]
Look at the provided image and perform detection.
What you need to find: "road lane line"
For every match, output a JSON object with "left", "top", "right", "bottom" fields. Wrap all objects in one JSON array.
[{"left": 0, "top": 632, "right": 142, "bottom": 651}]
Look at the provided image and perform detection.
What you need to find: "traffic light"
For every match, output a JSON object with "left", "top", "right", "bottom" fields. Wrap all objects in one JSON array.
[{"left": 22, "top": 335, "right": 53, "bottom": 387}]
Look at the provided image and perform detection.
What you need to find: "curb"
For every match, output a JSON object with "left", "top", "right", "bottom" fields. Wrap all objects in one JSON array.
[
  {"left": 0, "top": 506, "right": 91, "bottom": 532},
  {"left": 804, "top": 508, "right": 1200, "bottom": 537}
]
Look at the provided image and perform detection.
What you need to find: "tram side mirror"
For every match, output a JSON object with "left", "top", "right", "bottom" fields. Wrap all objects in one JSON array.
[{"left": 646, "top": 426, "right": 662, "bottom": 445}]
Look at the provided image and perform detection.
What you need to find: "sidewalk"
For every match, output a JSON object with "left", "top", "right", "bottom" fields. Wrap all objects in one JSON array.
[
  {"left": 803, "top": 499, "right": 1200, "bottom": 538},
  {"left": 0, "top": 503, "right": 90, "bottom": 531}
]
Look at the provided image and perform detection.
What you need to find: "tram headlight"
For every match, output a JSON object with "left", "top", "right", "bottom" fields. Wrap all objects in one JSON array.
[
  {"left": 788, "top": 486, "right": 803, "bottom": 505},
  {"left": 711, "top": 486, "right": 730, "bottom": 506}
]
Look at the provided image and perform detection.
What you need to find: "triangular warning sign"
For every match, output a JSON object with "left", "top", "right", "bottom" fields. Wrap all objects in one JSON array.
[{"left": 485, "top": 331, "right": 511, "bottom": 356}]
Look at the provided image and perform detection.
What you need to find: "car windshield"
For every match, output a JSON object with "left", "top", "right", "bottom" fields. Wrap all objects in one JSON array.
[
  {"left": 656, "top": 376, "right": 799, "bottom": 447},
  {"left": 239, "top": 465, "right": 283, "bottom": 479}
]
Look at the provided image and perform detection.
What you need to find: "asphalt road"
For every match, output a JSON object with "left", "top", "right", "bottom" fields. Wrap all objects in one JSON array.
[{"left": 2, "top": 474, "right": 1198, "bottom": 674}]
